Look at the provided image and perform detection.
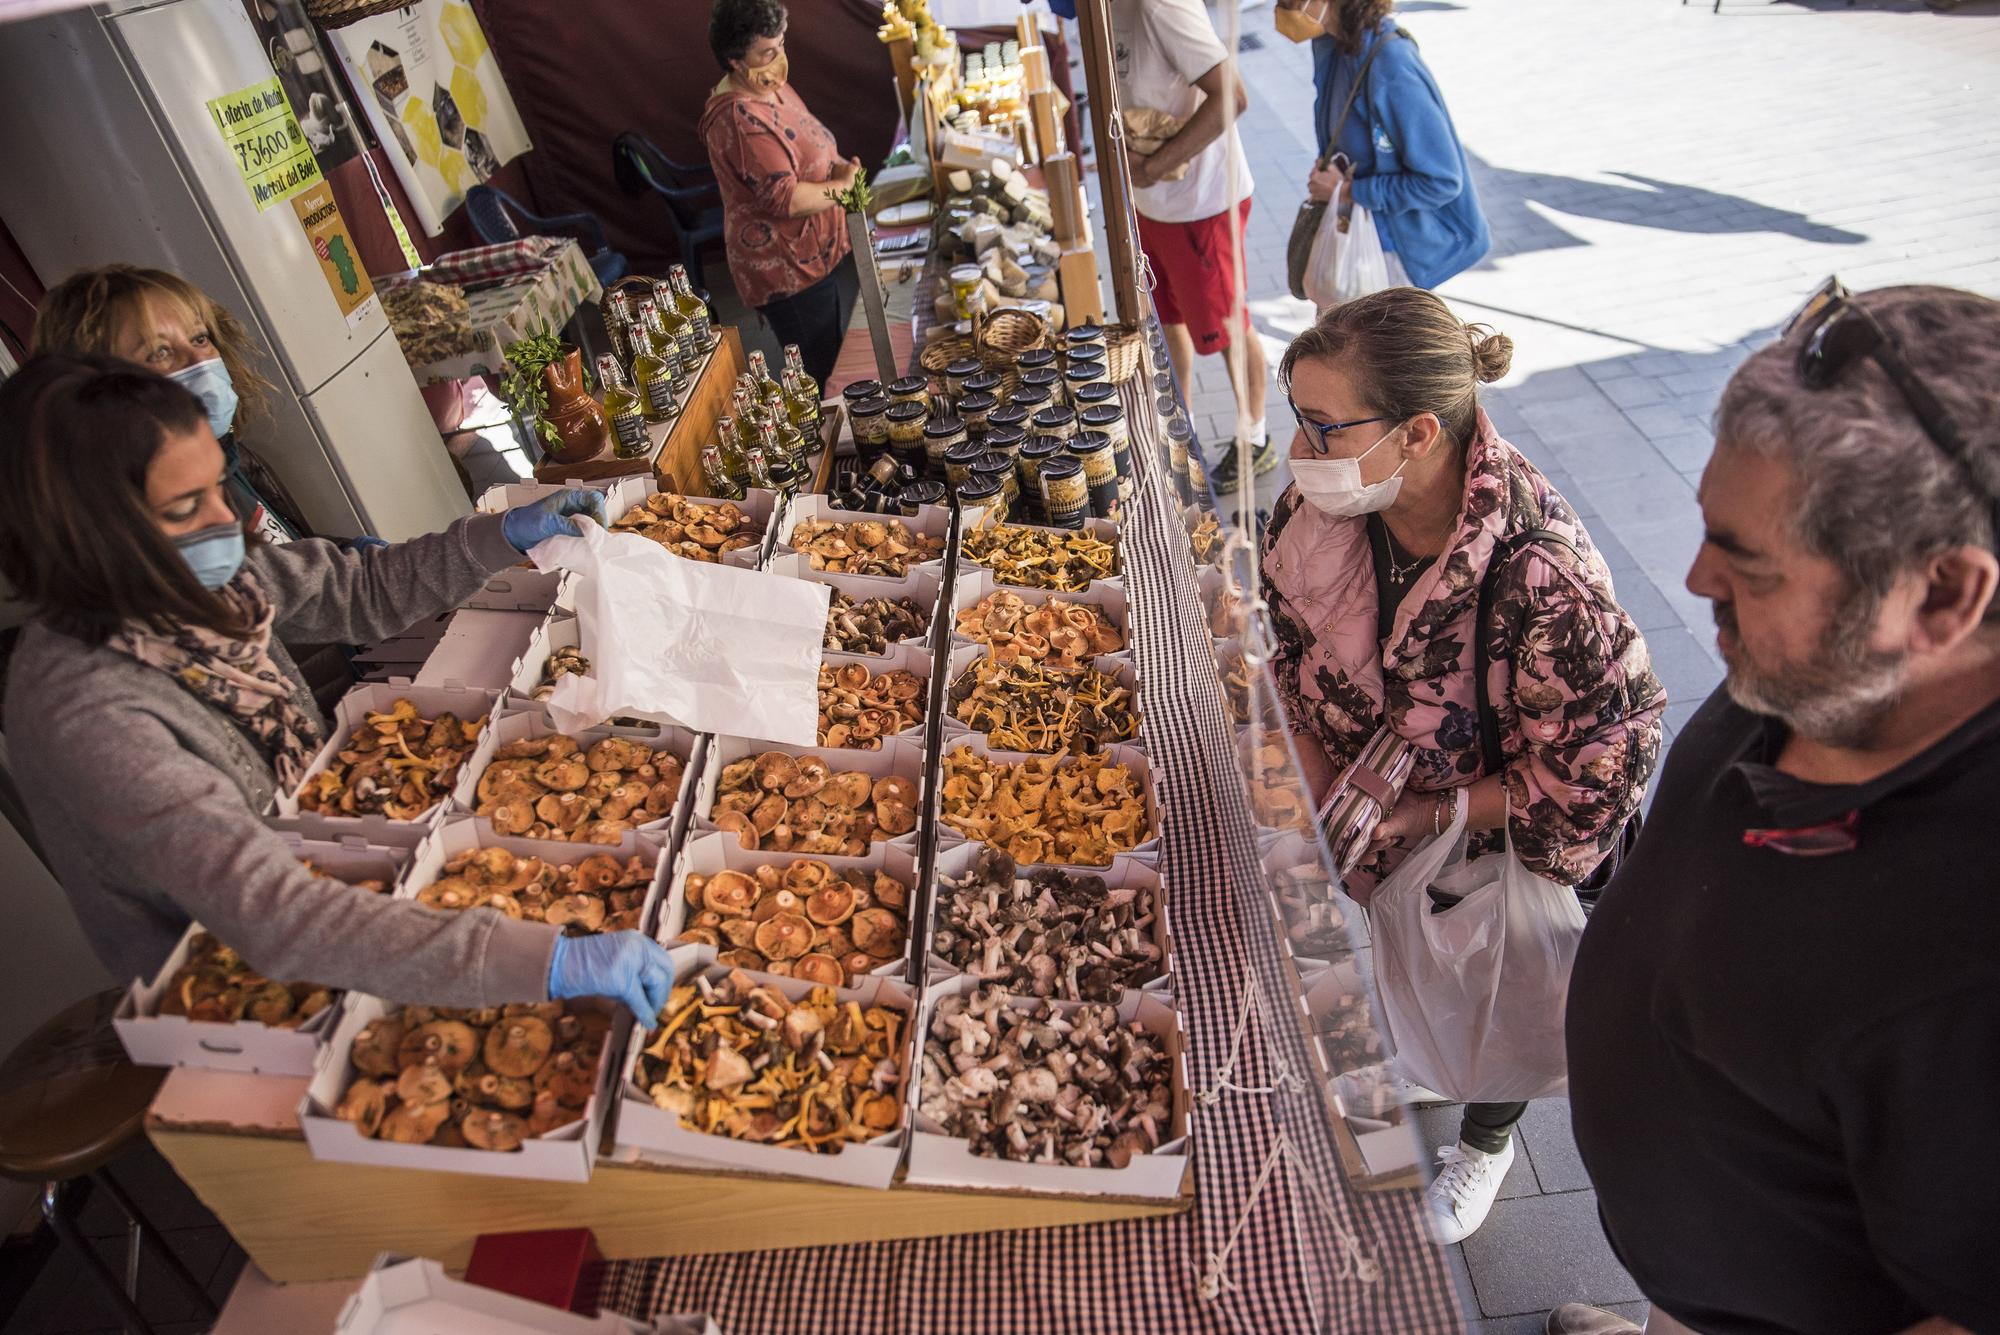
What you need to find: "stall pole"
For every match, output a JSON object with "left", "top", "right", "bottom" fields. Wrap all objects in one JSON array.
[
  {"left": 847, "top": 214, "right": 901, "bottom": 386},
  {"left": 1072, "top": 0, "right": 1144, "bottom": 328}
]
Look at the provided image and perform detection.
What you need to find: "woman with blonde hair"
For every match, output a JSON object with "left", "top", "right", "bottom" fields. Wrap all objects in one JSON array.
[
  {"left": 1262, "top": 287, "right": 1665, "bottom": 1243},
  {"left": 33, "top": 264, "right": 309, "bottom": 543}
]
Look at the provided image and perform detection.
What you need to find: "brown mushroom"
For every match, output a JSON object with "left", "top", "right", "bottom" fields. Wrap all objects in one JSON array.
[
  {"left": 717, "top": 948, "right": 765, "bottom": 971},
  {"left": 544, "top": 894, "right": 608, "bottom": 933},
  {"left": 783, "top": 755, "right": 830, "bottom": 798},
  {"left": 528, "top": 1089, "right": 581, "bottom": 1137},
  {"left": 719, "top": 917, "right": 761, "bottom": 949},
  {"left": 871, "top": 872, "right": 910, "bottom": 910},
  {"left": 824, "top": 772, "right": 872, "bottom": 809},
  {"left": 398, "top": 1020, "right": 479, "bottom": 1075},
  {"left": 851, "top": 908, "right": 904, "bottom": 959},
  {"left": 484, "top": 1015, "right": 555, "bottom": 1078},
  {"left": 793, "top": 953, "right": 845, "bottom": 986},
  {"left": 461, "top": 1108, "right": 530, "bottom": 1152},
  {"left": 534, "top": 757, "right": 591, "bottom": 792},
  {"left": 703, "top": 1045, "right": 753, "bottom": 1092},
  {"left": 753, "top": 751, "right": 799, "bottom": 792},
  {"left": 396, "top": 1057, "right": 454, "bottom": 1105},
  {"left": 713, "top": 810, "right": 758, "bottom": 850},
  {"left": 872, "top": 775, "right": 918, "bottom": 808},
  {"left": 701, "top": 870, "right": 758, "bottom": 917},
  {"left": 334, "top": 1078, "right": 389, "bottom": 1137},
  {"left": 352, "top": 1019, "right": 407, "bottom": 1077},
  {"left": 874, "top": 799, "right": 918, "bottom": 836},
  {"left": 805, "top": 883, "right": 857, "bottom": 926},
  {"left": 753, "top": 913, "right": 813, "bottom": 960},
  {"left": 841, "top": 950, "right": 879, "bottom": 979},
  {"left": 676, "top": 927, "right": 721, "bottom": 947},
  {"left": 379, "top": 1099, "right": 451, "bottom": 1144},
  {"left": 541, "top": 1050, "right": 599, "bottom": 1106}
]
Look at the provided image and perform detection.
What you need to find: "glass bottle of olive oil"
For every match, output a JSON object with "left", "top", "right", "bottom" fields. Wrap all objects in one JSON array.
[
  {"left": 782, "top": 343, "right": 820, "bottom": 416},
  {"left": 699, "top": 439, "right": 744, "bottom": 499},
  {"left": 669, "top": 265, "right": 716, "bottom": 352},
  {"left": 651, "top": 280, "right": 699, "bottom": 371},
  {"left": 783, "top": 367, "right": 823, "bottom": 439},
  {"left": 640, "top": 303, "right": 690, "bottom": 398},
  {"left": 595, "top": 354, "right": 650, "bottom": 457},
  {"left": 626, "top": 303, "right": 678, "bottom": 423}
]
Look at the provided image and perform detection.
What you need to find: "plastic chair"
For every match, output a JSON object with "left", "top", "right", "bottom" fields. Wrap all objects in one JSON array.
[
  {"left": 464, "top": 184, "right": 630, "bottom": 287},
  {"left": 0, "top": 991, "right": 219, "bottom": 1334},
  {"left": 611, "top": 131, "right": 725, "bottom": 294}
]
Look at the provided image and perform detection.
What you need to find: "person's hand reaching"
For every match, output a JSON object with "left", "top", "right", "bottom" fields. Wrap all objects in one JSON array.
[
  {"left": 547, "top": 931, "right": 676, "bottom": 1030},
  {"left": 501, "top": 488, "right": 608, "bottom": 554}
]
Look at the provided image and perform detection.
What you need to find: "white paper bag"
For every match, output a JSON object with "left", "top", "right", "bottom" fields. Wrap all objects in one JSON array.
[
  {"left": 528, "top": 522, "right": 829, "bottom": 745},
  {"left": 1368, "top": 792, "right": 1585, "bottom": 1104}
]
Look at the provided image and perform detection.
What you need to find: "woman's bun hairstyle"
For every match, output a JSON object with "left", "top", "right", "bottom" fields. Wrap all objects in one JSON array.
[{"left": 1467, "top": 325, "right": 1514, "bottom": 384}]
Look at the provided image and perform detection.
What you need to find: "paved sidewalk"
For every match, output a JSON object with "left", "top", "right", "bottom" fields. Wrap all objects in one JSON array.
[{"left": 1165, "top": 1, "right": 2000, "bottom": 1329}]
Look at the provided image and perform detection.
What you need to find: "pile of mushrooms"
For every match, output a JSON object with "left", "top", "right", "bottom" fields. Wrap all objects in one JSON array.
[
  {"left": 534, "top": 645, "right": 590, "bottom": 702},
  {"left": 155, "top": 933, "right": 333, "bottom": 1029},
  {"left": 674, "top": 857, "right": 908, "bottom": 984},
  {"left": 816, "top": 662, "right": 925, "bottom": 749},
  {"left": 919, "top": 985, "right": 1174, "bottom": 1168},
  {"left": 416, "top": 846, "right": 653, "bottom": 934},
  {"left": 333, "top": 1001, "right": 610, "bottom": 1152},
  {"left": 791, "top": 518, "right": 945, "bottom": 577},
  {"left": 473, "top": 733, "right": 685, "bottom": 845},
  {"left": 298, "top": 698, "right": 486, "bottom": 820},
  {"left": 1271, "top": 860, "right": 1350, "bottom": 961},
  {"left": 824, "top": 590, "right": 929, "bottom": 655},
  {"left": 931, "top": 848, "right": 1162, "bottom": 1000},
  {"left": 710, "top": 751, "right": 919, "bottom": 854},
  {"left": 610, "top": 493, "right": 762, "bottom": 563},
  {"left": 636, "top": 969, "right": 905, "bottom": 1154}
]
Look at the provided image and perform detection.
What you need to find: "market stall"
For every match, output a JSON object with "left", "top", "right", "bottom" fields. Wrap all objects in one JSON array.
[{"left": 0, "top": 0, "right": 1459, "bottom": 1329}]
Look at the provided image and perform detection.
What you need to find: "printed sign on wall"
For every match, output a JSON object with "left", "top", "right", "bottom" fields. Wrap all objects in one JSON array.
[
  {"left": 291, "top": 183, "right": 378, "bottom": 329},
  {"left": 206, "top": 77, "right": 322, "bottom": 212}
]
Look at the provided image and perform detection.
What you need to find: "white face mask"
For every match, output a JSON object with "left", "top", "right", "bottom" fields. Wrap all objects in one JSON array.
[{"left": 1292, "top": 421, "right": 1408, "bottom": 517}]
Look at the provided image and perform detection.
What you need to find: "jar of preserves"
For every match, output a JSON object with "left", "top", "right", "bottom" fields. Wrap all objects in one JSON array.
[
  {"left": 1071, "top": 433, "right": 1120, "bottom": 520},
  {"left": 987, "top": 403, "right": 1032, "bottom": 437},
  {"left": 972, "top": 449, "right": 1018, "bottom": 507},
  {"left": 850, "top": 395, "right": 893, "bottom": 453},
  {"left": 1038, "top": 456, "right": 1089, "bottom": 528},
  {"left": 1030, "top": 405, "right": 1078, "bottom": 444},
  {"left": 944, "top": 437, "right": 986, "bottom": 488},
  {"left": 1019, "top": 366, "right": 1063, "bottom": 399},
  {"left": 1063, "top": 322, "right": 1106, "bottom": 357},
  {"left": 1063, "top": 361, "right": 1107, "bottom": 406},
  {"left": 888, "top": 375, "right": 931, "bottom": 406},
  {"left": 944, "top": 358, "right": 985, "bottom": 402},
  {"left": 886, "top": 399, "right": 929, "bottom": 447},
  {"left": 956, "top": 473, "right": 1007, "bottom": 525},
  {"left": 841, "top": 379, "right": 884, "bottom": 409},
  {"left": 982, "top": 424, "right": 1026, "bottom": 472},
  {"left": 963, "top": 369, "right": 1005, "bottom": 400},
  {"left": 925, "top": 415, "right": 968, "bottom": 477},
  {"left": 1009, "top": 385, "right": 1054, "bottom": 416},
  {"left": 899, "top": 480, "right": 947, "bottom": 516},
  {"left": 956, "top": 391, "right": 997, "bottom": 434},
  {"left": 1017, "top": 347, "right": 1058, "bottom": 375}
]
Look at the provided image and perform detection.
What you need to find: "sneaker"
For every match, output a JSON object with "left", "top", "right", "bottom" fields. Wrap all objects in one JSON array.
[
  {"left": 1425, "top": 1138, "right": 1514, "bottom": 1244},
  {"left": 1333, "top": 1065, "right": 1452, "bottom": 1120},
  {"left": 1545, "top": 1305, "right": 1643, "bottom": 1335},
  {"left": 1209, "top": 438, "right": 1277, "bottom": 489}
]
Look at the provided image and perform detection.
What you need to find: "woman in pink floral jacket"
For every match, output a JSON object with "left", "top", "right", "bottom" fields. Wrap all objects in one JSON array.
[{"left": 1260, "top": 288, "right": 1665, "bottom": 1246}]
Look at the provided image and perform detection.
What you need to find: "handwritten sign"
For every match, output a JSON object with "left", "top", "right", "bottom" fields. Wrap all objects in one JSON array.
[{"left": 205, "top": 78, "right": 321, "bottom": 212}]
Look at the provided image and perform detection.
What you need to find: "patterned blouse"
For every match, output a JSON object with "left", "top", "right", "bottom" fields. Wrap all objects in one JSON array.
[
  {"left": 699, "top": 82, "right": 852, "bottom": 310},
  {"left": 1260, "top": 412, "right": 1666, "bottom": 893}
]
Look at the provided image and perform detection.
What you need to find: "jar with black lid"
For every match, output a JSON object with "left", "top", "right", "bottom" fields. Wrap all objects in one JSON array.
[
  {"left": 850, "top": 395, "right": 893, "bottom": 456},
  {"left": 924, "top": 415, "right": 967, "bottom": 478},
  {"left": 956, "top": 473, "right": 1007, "bottom": 524},
  {"left": 1017, "top": 434, "right": 1065, "bottom": 515},
  {"left": 841, "top": 379, "right": 883, "bottom": 407},
  {"left": 1031, "top": 404, "right": 1078, "bottom": 444},
  {"left": 1064, "top": 322, "right": 1105, "bottom": 355},
  {"left": 972, "top": 449, "right": 1018, "bottom": 507},
  {"left": 1070, "top": 432, "right": 1120, "bottom": 519},
  {"left": 944, "top": 358, "right": 984, "bottom": 402},
  {"left": 963, "top": 370, "right": 1004, "bottom": 400},
  {"left": 886, "top": 400, "right": 929, "bottom": 459},
  {"left": 1063, "top": 361, "right": 1107, "bottom": 406},
  {"left": 987, "top": 403, "right": 1031, "bottom": 436},
  {"left": 1017, "top": 347, "right": 1058, "bottom": 374},
  {"left": 956, "top": 391, "right": 997, "bottom": 434},
  {"left": 1073, "top": 380, "right": 1118, "bottom": 411},
  {"left": 1079, "top": 404, "right": 1132, "bottom": 483},
  {"left": 1010, "top": 385, "right": 1054, "bottom": 415},
  {"left": 982, "top": 424, "right": 1026, "bottom": 472},
  {"left": 1019, "top": 366, "right": 1062, "bottom": 398},
  {"left": 1038, "top": 455, "right": 1089, "bottom": 528},
  {"left": 887, "top": 374, "right": 930, "bottom": 405},
  {"left": 943, "top": 438, "right": 986, "bottom": 488},
  {"left": 899, "top": 480, "right": 946, "bottom": 516}
]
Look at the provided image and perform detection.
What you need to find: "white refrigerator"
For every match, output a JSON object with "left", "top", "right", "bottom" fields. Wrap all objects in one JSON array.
[{"left": 0, "top": 0, "right": 470, "bottom": 540}]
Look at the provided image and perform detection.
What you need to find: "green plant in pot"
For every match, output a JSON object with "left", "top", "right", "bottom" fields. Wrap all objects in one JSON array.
[{"left": 500, "top": 326, "right": 610, "bottom": 465}]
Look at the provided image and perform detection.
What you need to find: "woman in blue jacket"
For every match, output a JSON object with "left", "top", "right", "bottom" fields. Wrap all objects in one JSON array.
[{"left": 1282, "top": 0, "right": 1489, "bottom": 290}]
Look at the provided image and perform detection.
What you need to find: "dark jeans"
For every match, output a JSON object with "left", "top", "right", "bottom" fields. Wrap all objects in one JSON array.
[{"left": 757, "top": 254, "right": 860, "bottom": 390}]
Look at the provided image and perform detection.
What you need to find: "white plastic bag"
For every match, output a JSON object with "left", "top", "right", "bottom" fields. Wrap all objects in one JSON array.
[
  {"left": 528, "top": 521, "right": 828, "bottom": 744},
  {"left": 1306, "top": 202, "right": 1391, "bottom": 313},
  {"left": 1368, "top": 791, "right": 1585, "bottom": 1103}
]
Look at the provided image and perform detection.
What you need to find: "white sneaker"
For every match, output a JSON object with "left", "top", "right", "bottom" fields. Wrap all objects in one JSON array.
[{"left": 1425, "top": 1139, "right": 1514, "bottom": 1244}]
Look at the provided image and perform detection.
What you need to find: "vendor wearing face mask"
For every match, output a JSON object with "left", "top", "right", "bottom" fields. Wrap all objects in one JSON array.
[
  {"left": 0, "top": 355, "right": 676, "bottom": 1029},
  {"left": 33, "top": 264, "right": 311, "bottom": 546},
  {"left": 700, "top": 0, "right": 861, "bottom": 389},
  {"left": 1259, "top": 289, "right": 1665, "bottom": 1246}
]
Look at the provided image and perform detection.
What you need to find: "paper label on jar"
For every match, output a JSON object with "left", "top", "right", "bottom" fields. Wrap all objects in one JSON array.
[{"left": 611, "top": 410, "right": 649, "bottom": 455}]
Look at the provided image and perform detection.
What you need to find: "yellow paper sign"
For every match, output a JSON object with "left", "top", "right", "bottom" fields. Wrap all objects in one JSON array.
[
  {"left": 291, "top": 185, "right": 375, "bottom": 328},
  {"left": 206, "top": 78, "right": 322, "bottom": 212}
]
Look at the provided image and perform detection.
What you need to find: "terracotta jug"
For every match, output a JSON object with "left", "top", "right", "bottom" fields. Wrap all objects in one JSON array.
[{"left": 540, "top": 347, "right": 610, "bottom": 464}]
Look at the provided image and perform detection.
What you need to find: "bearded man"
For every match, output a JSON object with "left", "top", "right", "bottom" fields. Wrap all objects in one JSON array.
[{"left": 1554, "top": 283, "right": 2000, "bottom": 1335}]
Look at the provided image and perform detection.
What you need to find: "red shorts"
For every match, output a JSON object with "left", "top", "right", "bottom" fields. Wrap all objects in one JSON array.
[{"left": 1136, "top": 198, "right": 1253, "bottom": 355}]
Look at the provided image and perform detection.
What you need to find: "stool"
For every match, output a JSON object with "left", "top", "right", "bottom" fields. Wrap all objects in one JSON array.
[{"left": 0, "top": 990, "right": 219, "bottom": 1334}]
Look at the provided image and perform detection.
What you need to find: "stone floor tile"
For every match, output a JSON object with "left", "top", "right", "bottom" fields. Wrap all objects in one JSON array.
[
  {"left": 1514, "top": 1100, "right": 1593, "bottom": 1195},
  {"left": 1606, "top": 569, "right": 1682, "bottom": 634},
  {"left": 1460, "top": 1192, "right": 1645, "bottom": 1318}
]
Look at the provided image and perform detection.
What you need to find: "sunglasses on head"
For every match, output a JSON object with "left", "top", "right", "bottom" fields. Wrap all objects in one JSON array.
[{"left": 1783, "top": 277, "right": 1993, "bottom": 538}]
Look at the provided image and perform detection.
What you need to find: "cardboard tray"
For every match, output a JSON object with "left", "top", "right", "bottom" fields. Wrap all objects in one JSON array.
[
  {"left": 272, "top": 683, "right": 503, "bottom": 835},
  {"left": 506, "top": 613, "right": 581, "bottom": 711},
  {"left": 902, "top": 978, "right": 1190, "bottom": 1200},
  {"left": 764, "top": 555, "right": 946, "bottom": 660},
  {"left": 300, "top": 994, "right": 624, "bottom": 1183},
  {"left": 654, "top": 831, "right": 920, "bottom": 986},
  {"left": 1196, "top": 565, "right": 1248, "bottom": 641},
  {"left": 606, "top": 483, "right": 781, "bottom": 572},
  {"left": 691, "top": 735, "right": 927, "bottom": 852},
  {"left": 940, "top": 643, "right": 1141, "bottom": 755},
  {"left": 947, "top": 568, "right": 1132, "bottom": 663},
  {"left": 923, "top": 840, "right": 1172, "bottom": 997},
  {"left": 1259, "top": 829, "right": 1362, "bottom": 978},
  {"left": 934, "top": 735, "right": 1161, "bottom": 866},
  {"left": 335, "top": 1256, "right": 651, "bottom": 1334},
  {"left": 413, "top": 608, "right": 546, "bottom": 693},
  {"left": 959, "top": 515, "right": 1123, "bottom": 589},
  {"left": 819, "top": 642, "right": 933, "bottom": 751},
  {"left": 398, "top": 815, "right": 672, "bottom": 942},
  {"left": 612, "top": 945, "right": 915, "bottom": 1190},
  {"left": 457, "top": 709, "right": 700, "bottom": 848},
  {"left": 771, "top": 496, "right": 953, "bottom": 584}
]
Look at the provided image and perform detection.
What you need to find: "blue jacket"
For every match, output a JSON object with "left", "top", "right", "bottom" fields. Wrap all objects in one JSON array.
[{"left": 1311, "top": 22, "right": 1489, "bottom": 290}]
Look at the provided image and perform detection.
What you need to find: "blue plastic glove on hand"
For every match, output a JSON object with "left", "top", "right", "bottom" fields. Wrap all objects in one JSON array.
[
  {"left": 548, "top": 931, "right": 677, "bottom": 1029},
  {"left": 502, "top": 487, "right": 609, "bottom": 554}
]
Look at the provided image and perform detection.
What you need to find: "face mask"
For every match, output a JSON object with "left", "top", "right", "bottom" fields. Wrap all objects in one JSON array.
[
  {"left": 168, "top": 358, "right": 238, "bottom": 440},
  {"left": 174, "top": 521, "right": 246, "bottom": 590},
  {"left": 741, "top": 50, "right": 787, "bottom": 90},
  {"left": 1275, "top": 1, "right": 1330, "bottom": 43},
  {"left": 1291, "top": 422, "right": 1408, "bottom": 518}
]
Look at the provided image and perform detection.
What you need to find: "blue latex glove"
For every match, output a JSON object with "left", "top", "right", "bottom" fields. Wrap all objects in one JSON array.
[
  {"left": 342, "top": 534, "right": 390, "bottom": 553},
  {"left": 548, "top": 931, "right": 676, "bottom": 1029},
  {"left": 502, "top": 488, "right": 609, "bottom": 554}
]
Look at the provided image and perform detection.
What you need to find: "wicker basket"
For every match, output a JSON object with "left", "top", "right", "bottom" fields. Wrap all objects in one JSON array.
[
  {"left": 920, "top": 307, "right": 1054, "bottom": 400},
  {"left": 305, "top": 0, "right": 412, "bottom": 29},
  {"left": 1103, "top": 324, "right": 1146, "bottom": 385}
]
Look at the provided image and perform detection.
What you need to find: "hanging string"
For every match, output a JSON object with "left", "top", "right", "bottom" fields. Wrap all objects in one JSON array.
[
  {"left": 1198, "top": 974, "right": 1307, "bottom": 1106},
  {"left": 1198, "top": 1134, "right": 1381, "bottom": 1302}
]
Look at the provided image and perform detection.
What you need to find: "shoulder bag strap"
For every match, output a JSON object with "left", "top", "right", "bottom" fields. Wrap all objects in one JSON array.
[
  {"left": 1315, "top": 24, "right": 1398, "bottom": 170},
  {"left": 1472, "top": 528, "right": 1582, "bottom": 777}
]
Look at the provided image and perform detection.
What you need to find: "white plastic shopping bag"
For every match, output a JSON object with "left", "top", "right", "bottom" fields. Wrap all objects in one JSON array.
[
  {"left": 1302, "top": 199, "right": 1347, "bottom": 312},
  {"left": 1307, "top": 202, "right": 1391, "bottom": 314},
  {"left": 527, "top": 521, "right": 829, "bottom": 744},
  {"left": 1368, "top": 790, "right": 1585, "bottom": 1103}
]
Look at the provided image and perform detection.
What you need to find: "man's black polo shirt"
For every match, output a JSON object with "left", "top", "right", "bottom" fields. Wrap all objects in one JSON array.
[{"left": 1569, "top": 685, "right": 2000, "bottom": 1335}]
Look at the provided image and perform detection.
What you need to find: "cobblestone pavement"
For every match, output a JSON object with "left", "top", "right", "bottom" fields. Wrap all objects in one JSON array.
[{"left": 1162, "top": 0, "right": 2000, "bottom": 1329}]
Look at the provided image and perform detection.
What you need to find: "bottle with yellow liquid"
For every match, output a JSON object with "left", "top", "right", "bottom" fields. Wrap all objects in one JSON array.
[
  {"left": 747, "top": 350, "right": 788, "bottom": 418},
  {"left": 651, "top": 280, "right": 700, "bottom": 371},
  {"left": 699, "top": 439, "right": 744, "bottom": 500},
  {"left": 594, "top": 354, "right": 650, "bottom": 457},
  {"left": 669, "top": 265, "right": 716, "bottom": 352},
  {"left": 783, "top": 367, "right": 823, "bottom": 440},
  {"left": 640, "top": 303, "right": 691, "bottom": 400},
  {"left": 782, "top": 343, "right": 821, "bottom": 418},
  {"left": 626, "top": 305, "right": 678, "bottom": 424},
  {"left": 738, "top": 421, "right": 774, "bottom": 489}
]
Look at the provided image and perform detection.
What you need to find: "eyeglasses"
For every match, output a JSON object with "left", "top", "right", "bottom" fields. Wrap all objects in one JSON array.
[
  {"left": 1784, "top": 277, "right": 1994, "bottom": 538},
  {"left": 1741, "top": 808, "right": 1859, "bottom": 857},
  {"left": 1287, "top": 394, "right": 1389, "bottom": 456}
]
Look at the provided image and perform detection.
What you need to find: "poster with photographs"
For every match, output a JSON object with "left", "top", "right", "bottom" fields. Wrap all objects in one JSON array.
[
  {"left": 327, "top": 0, "right": 530, "bottom": 236},
  {"left": 240, "top": 0, "right": 362, "bottom": 172}
]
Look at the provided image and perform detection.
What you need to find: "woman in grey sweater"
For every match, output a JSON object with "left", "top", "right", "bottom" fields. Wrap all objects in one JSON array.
[{"left": 0, "top": 355, "right": 674, "bottom": 1025}]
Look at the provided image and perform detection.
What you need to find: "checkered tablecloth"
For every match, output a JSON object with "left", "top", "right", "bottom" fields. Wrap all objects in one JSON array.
[{"left": 598, "top": 360, "right": 1463, "bottom": 1335}]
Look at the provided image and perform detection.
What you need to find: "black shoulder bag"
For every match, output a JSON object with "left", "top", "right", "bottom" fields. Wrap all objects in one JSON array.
[
  {"left": 1471, "top": 530, "right": 1643, "bottom": 898},
  {"left": 1285, "top": 27, "right": 1405, "bottom": 302}
]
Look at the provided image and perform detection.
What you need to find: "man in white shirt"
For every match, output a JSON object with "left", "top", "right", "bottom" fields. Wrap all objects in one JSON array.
[{"left": 1107, "top": 0, "right": 1269, "bottom": 486}]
